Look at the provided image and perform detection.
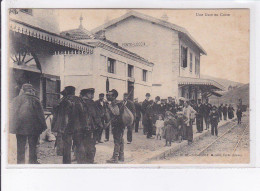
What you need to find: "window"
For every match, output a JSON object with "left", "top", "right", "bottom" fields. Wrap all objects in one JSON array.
[
  {"left": 195, "top": 57, "right": 200, "bottom": 75},
  {"left": 181, "top": 46, "right": 188, "bottom": 68},
  {"left": 142, "top": 70, "right": 147, "bottom": 82},
  {"left": 128, "top": 65, "right": 134, "bottom": 77},
  {"left": 100, "top": 55, "right": 107, "bottom": 71},
  {"left": 20, "top": 9, "right": 33, "bottom": 15},
  {"left": 190, "top": 53, "right": 193, "bottom": 72},
  {"left": 107, "top": 58, "right": 116, "bottom": 74},
  {"left": 42, "top": 76, "right": 60, "bottom": 110}
]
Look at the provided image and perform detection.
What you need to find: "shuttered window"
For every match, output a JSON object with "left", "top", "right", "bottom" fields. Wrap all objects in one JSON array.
[
  {"left": 181, "top": 46, "right": 188, "bottom": 68},
  {"left": 42, "top": 76, "right": 60, "bottom": 110}
]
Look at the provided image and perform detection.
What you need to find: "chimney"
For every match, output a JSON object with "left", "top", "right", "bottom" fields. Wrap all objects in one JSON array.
[
  {"left": 161, "top": 13, "right": 169, "bottom": 22},
  {"left": 99, "top": 29, "right": 106, "bottom": 40}
]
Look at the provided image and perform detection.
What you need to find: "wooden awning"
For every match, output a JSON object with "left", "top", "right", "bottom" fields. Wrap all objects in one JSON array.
[
  {"left": 178, "top": 76, "right": 224, "bottom": 91},
  {"left": 9, "top": 19, "right": 94, "bottom": 54}
]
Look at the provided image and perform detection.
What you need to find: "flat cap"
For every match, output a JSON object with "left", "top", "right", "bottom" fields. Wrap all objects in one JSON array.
[
  {"left": 80, "top": 88, "right": 95, "bottom": 95},
  {"left": 61, "top": 86, "right": 76, "bottom": 95}
]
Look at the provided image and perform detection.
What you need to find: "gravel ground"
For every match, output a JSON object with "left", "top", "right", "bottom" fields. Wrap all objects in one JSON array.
[
  {"left": 150, "top": 113, "right": 249, "bottom": 164},
  {"left": 8, "top": 114, "right": 248, "bottom": 165}
]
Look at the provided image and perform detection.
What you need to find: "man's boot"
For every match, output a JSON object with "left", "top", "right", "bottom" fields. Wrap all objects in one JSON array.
[
  {"left": 106, "top": 156, "right": 119, "bottom": 164},
  {"left": 119, "top": 155, "right": 124, "bottom": 162}
]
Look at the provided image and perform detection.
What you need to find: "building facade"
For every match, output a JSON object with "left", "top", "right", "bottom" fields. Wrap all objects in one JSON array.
[
  {"left": 60, "top": 18, "right": 153, "bottom": 100},
  {"left": 92, "top": 11, "right": 223, "bottom": 101},
  {"left": 9, "top": 9, "right": 94, "bottom": 110}
]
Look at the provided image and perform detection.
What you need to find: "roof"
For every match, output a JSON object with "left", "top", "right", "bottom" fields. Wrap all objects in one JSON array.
[
  {"left": 10, "top": 19, "right": 94, "bottom": 54},
  {"left": 59, "top": 20, "right": 153, "bottom": 66},
  {"left": 211, "top": 91, "right": 224, "bottom": 97},
  {"left": 60, "top": 27, "right": 94, "bottom": 40},
  {"left": 92, "top": 11, "right": 207, "bottom": 55},
  {"left": 78, "top": 38, "right": 154, "bottom": 67},
  {"left": 178, "top": 76, "right": 224, "bottom": 91}
]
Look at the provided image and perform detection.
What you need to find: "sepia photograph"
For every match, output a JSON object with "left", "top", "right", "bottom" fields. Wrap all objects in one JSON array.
[{"left": 6, "top": 8, "right": 250, "bottom": 165}]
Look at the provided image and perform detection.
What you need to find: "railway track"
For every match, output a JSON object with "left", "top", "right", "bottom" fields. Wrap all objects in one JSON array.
[{"left": 197, "top": 121, "right": 248, "bottom": 157}]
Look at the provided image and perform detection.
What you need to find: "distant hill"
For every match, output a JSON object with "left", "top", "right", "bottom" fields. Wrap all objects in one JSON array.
[
  {"left": 209, "top": 83, "right": 249, "bottom": 107},
  {"left": 201, "top": 74, "right": 244, "bottom": 91}
]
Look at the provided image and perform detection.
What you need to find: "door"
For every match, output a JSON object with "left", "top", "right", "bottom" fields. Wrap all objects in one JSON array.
[{"left": 127, "top": 81, "right": 134, "bottom": 101}]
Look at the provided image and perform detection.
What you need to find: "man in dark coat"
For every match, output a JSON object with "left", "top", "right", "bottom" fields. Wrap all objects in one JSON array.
[
  {"left": 209, "top": 106, "right": 219, "bottom": 136},
  {"left": 80, "top": 88, "right": 103, "bottom": 164},
  {"left": 51, "top": 86, "right": 84, "bottom": 164},
  {"left": 154, "top": 96, "right": 163, "bottom": 116},
  {"left": 195, "top": 99, "right": 204, "bottom": 133},
  {"left": 95, "top": 93, "right": 107, "bottom": 143},
  {"left": 166, "top": 96, "right": 176, "bottom": 114},
  {"left": 10, "top": 83, "right": 47, "bottom": 164},
  {"left": 123, "top": 93, "right": 136, "bottom": 144},
  {"left": 228, "top": 104, "right": 235, "bottom": 119},
  {"left": 141, "top": 93, "right": 151, "bottom": 135},
  {"left": 223, "top": 104, "right": 228, "bottom": 120},
  {"left": 218, "top": 104, "right": 223, "bottom": 121},
  {"left": 203, "top": 98, "right": 212, "bottom": 130},
  {"left": 146, "top": 100, "right": 155, "bottom": 139},
  {"left": 134, "top": 98, "right": 142, "bottom": 133},
  {"left": 236, "top": 107, "right": 242, "bottom": 124},
  {"left": 106, "top": 89, "right": 125, "bottom": 163}
]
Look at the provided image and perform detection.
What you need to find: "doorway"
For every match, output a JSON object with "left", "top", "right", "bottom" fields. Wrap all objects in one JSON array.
[{"left": 127, "top": 81, "right": 134, "bottom": 101}]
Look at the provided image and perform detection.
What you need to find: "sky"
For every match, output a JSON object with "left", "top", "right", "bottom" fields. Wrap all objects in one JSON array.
[{"left": 54, "top": 9, "right": 249, "bottom": 84}]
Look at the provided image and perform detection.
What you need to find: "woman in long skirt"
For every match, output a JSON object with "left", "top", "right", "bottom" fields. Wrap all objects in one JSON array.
[{"left": 183, "top": 101, "right": 196, "bottom": 145}]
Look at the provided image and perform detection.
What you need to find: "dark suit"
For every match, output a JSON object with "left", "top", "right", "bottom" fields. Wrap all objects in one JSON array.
[
  {"left": 125, "top": 100, "right": 136, "bottom": 142},
  {"left": 134, "top": 102, "right": 142, "bottom": 132},
  {"left": 195, "top": 103, "right": 204, "bottom": 132},
  {"left": 141, "top": 99, "right": 150, "bottom": 134},
  {"left": 223, "top": 106, "right": 228, "bottom": 120},
  {"left": 203, "top": 103, "right": 212, "bottom": 130},
  {"left": 81, "top": 98, "right": 102, "bottom": 164},
  {"left": 210, "top": 110, "right": 219, "bottom": 136}
]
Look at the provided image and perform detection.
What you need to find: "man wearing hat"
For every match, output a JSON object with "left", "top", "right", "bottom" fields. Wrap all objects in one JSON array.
[
  {"left": 51, "top": 86, "right": 84, "bottom": 164},
  {"left": 195, "top": 99, "right": 204, "bottom": 133},
  {"left": 95, "top": 93, "right": 107, "bottom": 143},
  {"left": 145, "top": 100, "right": 155, "bottom": 139},
  {"left": 141, "top": 93, "right": 151, "bottom": 135},
  {"left": 209, "top": 106, "right": 219, "bottom": 136},
  {"left": 203, "top": 98, "right": 212, "bottom": 130},
  {"left": 166, "top": 96, "right": 176, "bottom": 114},
  {"left": 80, "top": 88, "right": 103, "bottom": 164},
  {"left": 10, "top": 83, "right": 47, "bottom": 164},
  {"left": 134, "top": 98, "right": 142, "bottom": 133},
  {"left": 106, "top": 89, "right": 125, "bottom": 163}
]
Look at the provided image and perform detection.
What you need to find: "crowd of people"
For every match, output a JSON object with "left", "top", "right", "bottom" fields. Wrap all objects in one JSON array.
[{"left": 9, "top": 83, "right": 243, "bottom": 164}]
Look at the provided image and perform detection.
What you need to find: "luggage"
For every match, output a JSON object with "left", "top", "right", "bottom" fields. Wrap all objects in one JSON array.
[{"left": 122, "top": 105, "right": 134, "bottom": 127}]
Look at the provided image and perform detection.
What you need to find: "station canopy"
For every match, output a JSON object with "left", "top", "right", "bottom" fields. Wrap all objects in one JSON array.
[{"left": 178, "top": 76, "right": 224, "bottom": 91}]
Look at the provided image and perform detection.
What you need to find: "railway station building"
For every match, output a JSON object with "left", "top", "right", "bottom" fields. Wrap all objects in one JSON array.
[{"left": 92, "top": 11, "right": 224, "bottom": 101}]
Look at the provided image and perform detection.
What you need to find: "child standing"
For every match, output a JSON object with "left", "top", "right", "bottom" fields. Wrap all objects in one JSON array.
[{"left": 155, "top": 114, "right": 164, "bottom": 140}]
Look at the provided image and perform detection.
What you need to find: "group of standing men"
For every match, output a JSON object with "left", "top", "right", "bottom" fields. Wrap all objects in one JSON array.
[
  {"left": 9, "top": 83, "right": 243, "bottom": 164},
  {"left": 51, "top": 86, "right": 137, "bottom": 164}
]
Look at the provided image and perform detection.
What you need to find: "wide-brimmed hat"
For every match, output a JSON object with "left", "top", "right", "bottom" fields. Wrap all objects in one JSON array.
[{"left": 109, "top": 89, "right": 118, "bottom": 98}]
